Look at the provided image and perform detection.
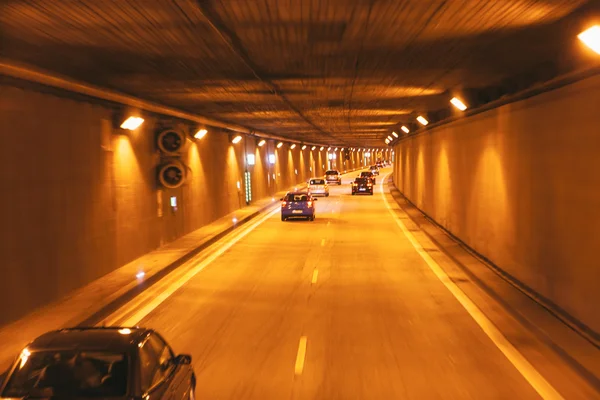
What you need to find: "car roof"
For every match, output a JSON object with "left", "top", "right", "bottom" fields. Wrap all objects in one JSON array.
[
  {"left": 286, "top": 191, "right": 310, "bottom": 196},
  {"left": 25, "top": 327, "right": 150, "bottom": 353}
]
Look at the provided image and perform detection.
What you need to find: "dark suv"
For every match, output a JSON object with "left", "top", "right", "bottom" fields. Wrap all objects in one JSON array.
[
  {"left": 0, "top": 327, "right": 195, "bottom": 400},
  {"left": 360, "top": 171, "right": 376, "bottom": 184},
  {"left": 352, "top": 177, "right": 374, "bottom": 195}
]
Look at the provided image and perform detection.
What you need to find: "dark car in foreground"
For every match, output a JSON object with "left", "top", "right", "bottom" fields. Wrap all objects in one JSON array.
[
  {"left": 360, "top": 171, "right": 376, "bottom": 184},
  {"left": 281, "top": 192, "right": 317, "bottom": 221},
  {"left": 0, "top": 327, "right": 195, "bottom": 400},
  {"left": 352, "top": 177, "right": 374, "bottom": 195}
]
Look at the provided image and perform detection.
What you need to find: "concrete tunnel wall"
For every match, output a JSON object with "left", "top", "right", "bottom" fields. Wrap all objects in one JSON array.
[
  {"left": 392, "top": 74, "right": 600, "bottom": 334},
  {"left": 0, "top": 83, "right": 366, "bottom": 326}
]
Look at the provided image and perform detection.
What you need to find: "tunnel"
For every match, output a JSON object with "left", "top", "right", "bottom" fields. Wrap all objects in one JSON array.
[{"left": 0, "top": 1, "right": 599, "bottom": 398}]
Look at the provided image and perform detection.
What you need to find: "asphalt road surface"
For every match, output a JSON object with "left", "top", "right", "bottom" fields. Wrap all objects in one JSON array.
[{"left": 136, "top": 169, "right": 543, "bottom": 399}]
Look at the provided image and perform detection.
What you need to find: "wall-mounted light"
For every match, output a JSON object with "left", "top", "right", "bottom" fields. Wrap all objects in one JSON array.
[
  {"left": 328, "top": 147, "right": 332, "bottom": 151},
  {"left": 194, "top": 128, "right": 208, "bottom": 139},
  {"left": 290, "top": 144, "right": 297, "bottom": 149},
  {"left": 578, "top": 25, "right": 600, "bottom": 54},
  {"left": 277, "top": 142, "right": 284, "bottom": 148},
  {"left": 385, "top": 139, "right": 390, "bottom": 144},
  {"left": 401, "top": 126, "right": 409, "bottom": 134},
  {"left": 417, "top": 116, "right": 429, "bottom": 126},
  {"left": 392, "top": 131, "right": 398, "bottom": 138},
  {"left": 320, "top": 146, "right": 325, "bottom": 151},
  {"left": 258, "top": 139, "right": 266, "bottom": 147},
  {"left": 334, "top": 147, "right": 338, "bottom": 151},
  {"left": 341, "top": 148, "right": 344, "bottom": 151},
  {"left": 450, "top": 97, "right": 468, "bottom": 111},
  {"left": 247, "top": 154, "right": 256, "bottom": 166},
  {"left": 268, "top": 154, "right": 276, "bottom": 164},
  {"left": 120, "top": 116, "right": 144, "bottom": 130},
  {"left": 387, "top": 135, "right": 393, "bottom": 141},
  {"left": 232, "top": 135, "right": 242, "bottom": 144},
  {"left": 311, "top": 146, "right": 316, "bottom": 150}
]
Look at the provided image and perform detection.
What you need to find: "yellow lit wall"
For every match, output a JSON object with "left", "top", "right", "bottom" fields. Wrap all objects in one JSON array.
[{"left": 393, "top": 74, "right": 600, "bottom": 333}]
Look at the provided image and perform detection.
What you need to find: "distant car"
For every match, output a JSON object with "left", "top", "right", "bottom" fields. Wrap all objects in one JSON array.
[
  {"left": 325, "top": 170, "right": 342, "bottom": 185},
  {"left": 352, "top": 177, "right": 373, "bottom": 195},
  {"left": 0, "top": 327, "right": 195, "bottom": 400},
  {"left": 369, "top": 165, "right": 380, "bottom": 176},
  {"left": 360, "top": 171, "right": 376, "bottom": 184},
  {"left": 281, "top": 191, "right": 317, "bottom": 221},
  {"left": 308, "top": 178, "right": 329, "bottom": 197}
]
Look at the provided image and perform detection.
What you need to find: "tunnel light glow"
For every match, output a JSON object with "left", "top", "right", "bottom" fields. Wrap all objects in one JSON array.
[
  {"left": 232, "top": 217, "right": 238, "bottom": 223},
  {"left": 578, "top": 25, "right": 600, "bottom": 55},
  {"left": 232, "top": 135, "right": 242, "bottom": 144},
  {"left": 290, "top": 144, "right": 297, "bottom": 149},
  {"left": 136, "top": 271, "right": 145, "bottom": 279},
  {"left": 258, "top": 139, "right": 266, "bottom": 147},
  {"left": 311, "top": 146, "right": 316, "bottom": 150},
  {"left": 268, "top": 154, "right": 276, "bottom": 164},
  {"left": 401, "top": 125, "right": 410, "bottom": 134},
  {"left": 118, "top": 328, "right": 132, "bottom": 335},
  {"left": 246, "top": 153, "right": 255, "bottom": 165},
  {"left": 277, "top": 142, "right": 284, "bottom": 148},
  {"left": 392, "top": 131, "right": 398, "bottom": 138},
  {"left": 320, "top": 146, "right": 325, "bottom": 151},
  {"left": 417, "top": 116, "right": 429, "bottom": 126},
  {"left": 19, "top": 348, "right": 31, "bottom": 368},
  {"left": 450, "top": 97, "right": 468, "bottom": 111},
  {"left": 335, "top": 147, "right": 338, "bottom": 151},
  {"left": 194, "top": 128, "right": 208, "bottom": 139},
  {"left": 120, "top": 116, "right": 144, "bottom": 130},
  {"left": 328, "top": 147, "right": 332, "bottom": 151},
  {"left": 302, "top": 145, "right": 307, "bottom": 150},
  {"left": 387, "top": 135, "right": 393, "bottom": 141}
]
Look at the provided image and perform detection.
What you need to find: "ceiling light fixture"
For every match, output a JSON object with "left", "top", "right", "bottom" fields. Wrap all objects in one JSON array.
[
  {"left": 417, "top": 116, "right": 429, "bottom": 126},
  {"left": 232, "top": 135, "right": 242, "bottom": 144},
  {"left": 312, "top": 146, "right": 316, "bottom": 150},
  {"left": 302, "top": 145, "right": 307, "bottom": 150},
  {"left": 258, "top": 139, "right": 266, "bottom": 147},
  {"left": 387, "top": 135, "right": 393, "bottom": 141},
  {"left": 277, "top": 142, "right": 284, "bottom": 148},
  {"left": 401, "top": 126, "right": 409, "bottom": 134},
  {"left": 450, "top": 97, "right": 468, "bottom": 111},
  {"left": 194, "top": 128, "right": 208, "bottom": 139},
  {"left": 320, "top": 146, "right": 325, "bottom": 151},
  {"left": 120, "top": 116, "right": 144, "bottom": 130},
  {"left": 290, "top": 144, "right": 297, "bottom": 149},
  {"left": 578, "top": 25, "right": 600, "bottom": 54},
  {"left": 392, "top": 131, "right": 398, "bottom": 138}
]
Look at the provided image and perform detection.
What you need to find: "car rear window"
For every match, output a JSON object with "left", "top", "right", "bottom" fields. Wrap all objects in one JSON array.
[
  {"left": 3, "top": 350, "right": 128, "bottom": 398},
  {"left": 360, "top": 172, "right": 371, "bottom": 176},
  {"left": 325, "top": 171, "right": 338, "bottom": 175},
  {"left": 285, "top": 194, "right": 309, "bottom": 202},
  {"left": 355, "top": 178, "right": 368, "bottom": 183},
  {"left": 310, "top": 179, "right": 325, "bottom": 185}
]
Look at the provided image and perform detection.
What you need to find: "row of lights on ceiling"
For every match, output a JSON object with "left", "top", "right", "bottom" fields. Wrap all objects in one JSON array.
[
  {"left": 118, "top": 119, "right": 388, "bottom": 152},
  {"left": 384, "top": 26, "right": 600, "bottom": 145},
  {"left": 384, "top": 97, "right": 467, "bottom": 145}
]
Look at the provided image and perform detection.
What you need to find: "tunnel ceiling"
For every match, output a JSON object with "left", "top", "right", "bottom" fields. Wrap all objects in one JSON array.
[{"left": 1, "top": 0, "right": 598, "bottom": 147}]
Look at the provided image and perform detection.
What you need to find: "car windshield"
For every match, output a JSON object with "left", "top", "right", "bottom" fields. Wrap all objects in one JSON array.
[
  {"left": 325, "top": 171, "right": 338, "bottom": 175},
  {"left": 2, "top": 350, "right": 128, "bottom": 398},
  {"left": 361, "top": 172, "right": 371, "bottom": 177},
  {"left": 310, "top": 179, "right": 325, "bottom": 185},
  {"left": 285, "top": 194, "right": 309, "bottom": 202}
]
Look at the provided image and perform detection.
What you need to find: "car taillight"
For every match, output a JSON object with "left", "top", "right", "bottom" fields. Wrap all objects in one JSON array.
[
  {"left": 307, "top": 201, "right": 313, "bottom": 207},
  {"left": 367, "top": 183, "right": 372, "bottom": 187},
  {"left": 281, "top": 201, "right": 287, "bottom": 206}
]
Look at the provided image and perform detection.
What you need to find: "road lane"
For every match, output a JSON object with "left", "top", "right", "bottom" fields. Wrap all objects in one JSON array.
[{"left": 136, "top": 168, "right": 544, "bottom": 399}]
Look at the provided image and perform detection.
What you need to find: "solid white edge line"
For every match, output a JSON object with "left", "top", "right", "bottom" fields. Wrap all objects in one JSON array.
[
  {"left": 295, "top": 336, "right": 308, "bottom": 375},
  {"left": 311, "top": 269, "right": 319, "bottom": 284},
  {"left": 379, "top": 173, "right": 564, "bottom": 400},
  {"left": 104, "top": 207, "right": 280, "bottom": 327}
]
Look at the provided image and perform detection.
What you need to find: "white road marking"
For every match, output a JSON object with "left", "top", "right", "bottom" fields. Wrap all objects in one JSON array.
[
  {"left": 101, "top": 207, "right": 281, "bottom": 327},
  {"left": 379, "top": 174, "right": 564, "bottom": 400},
  {"left": 311, "top": 269, "right": 319, "bottom": 284},
  {"left": 295, "top": 336, "right": 308, "bottom": 375},
  {"left": 321, "top": 239, "right": 325, "bottom": 246}
]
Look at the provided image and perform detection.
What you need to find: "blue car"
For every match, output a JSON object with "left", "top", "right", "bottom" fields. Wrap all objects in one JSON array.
[{"left": 281, "top": 191, "right": 318, "bottom": 221}]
